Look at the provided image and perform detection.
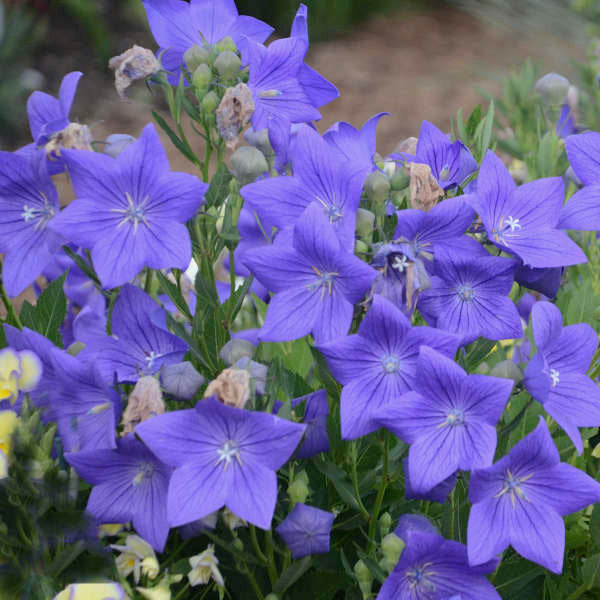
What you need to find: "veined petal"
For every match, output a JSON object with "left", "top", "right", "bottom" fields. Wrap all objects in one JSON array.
[
  {"left": 558, "top": 184, "right": 600, "bottom": 230},
  {"left": 565, "top": 132, "right": 600, "bottom": 186}
]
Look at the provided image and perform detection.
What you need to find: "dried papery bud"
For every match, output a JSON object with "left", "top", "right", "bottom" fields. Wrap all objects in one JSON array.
[
  {"left": 215, "top": 83, "right": 255, "bottom": 149},
  {"left": 393, "top": 136, "right": 418, "bottom": 155},
  {"left": 109, "top": 45, "right": 161, "bottom": 100},
  {"left": 184, "top": 44, "right": 211, "bottom": 72},
  {"left": 102, "top": 134, "right": 136, "bottom": 158},
  {"left": 230, "top": 146, "right": 268, "bottom": 185},
  {"left": 204, "top": 368, "right": 250, "bottom": 409},
  {"left": 121, "top": 376, "right": 165, "bottom": 434},
  {"left": 45, "top": 123, "right": 93, "bottom": 156},
  {"left": 161, "top": 361, "right": 205, "bottom": 400},
  {"left": 406, "top": 162, "right": 443, "bottom": 212},
  {"left": 214, "top": 50, "right": 241, "bottom": 81},
  {"left": 535, "top": 72, "right": 570, "bottom": 107}
]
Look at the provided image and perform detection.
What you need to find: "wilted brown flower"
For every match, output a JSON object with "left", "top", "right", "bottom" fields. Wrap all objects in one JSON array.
[
  {"left": 121, "top": 376, "right": 165, "bottom": 435},
  {"left": 204, "top": 368, "right": 250, "bottom": 409},
  {"left": 109, "top": 45, "right": 161, "bottom": 100},
  {"left": 406, "top": 162, "right": 443, "bottom": 212},
  {"left": 215, "top": 83, "right": 254, "bottom": 150},
  {"left": 45, "top": 123, "right": 93, "bottom": 156}
]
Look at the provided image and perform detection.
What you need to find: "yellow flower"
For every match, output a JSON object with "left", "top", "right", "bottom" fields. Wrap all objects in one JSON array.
[
  {"left": 53, "top": 582, "right": 125, "bottom": 600},
  {"left": 0, "top": 348, "right": 42, "bottom": 405}
]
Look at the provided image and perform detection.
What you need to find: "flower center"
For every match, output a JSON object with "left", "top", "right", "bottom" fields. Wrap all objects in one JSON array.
[
  {"left": 392, "top": 255, "right": 409, "bottom": 272},
  {"left": 442, "top": 408, "right": 465, "bottom": 427},
  {"left": 495, "top": 468, "right": 533, "bottom": 509},
  {"left": 307, "top": 267, "right": 338, "bottom": 300},
  {"left": 456, "top": 284, "right": 475, "bottom": 303},
  {"left": 132, "top": 461, "right": 155, "bottom": 486},
  {"left": 110, "top": 192, "right": 150, "bottom": 234},
  {"left": 144, "top": 351, "right": 162, "bottom": 371},
  {"left": 406, "top": 562, "right": 436, "bottom": 592},
  {"left": 381, "top": 354, "right": 400, "bottom": 374},
  {"left": 549, "top": 368, "right": 560, "bottom": 387},
  {"left": 259, "top": 89, "right": 283, "bottom": 98},
  {"left": 493, "top": 214, "right": 522, "bottom": 245},
  {"left": 21, "top": 193, "right": 55, "bottom": 231},
  {"left": 216, "top": 440, "right": 242, "bottom": 469},
  {"left": 439, "top": 164, "right": 450, "bottom": 181}
]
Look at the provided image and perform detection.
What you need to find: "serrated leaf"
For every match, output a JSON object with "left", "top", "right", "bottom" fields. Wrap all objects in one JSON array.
[
  {"left": 62, "top": 245, "right": 102, "bottom": 288},
  {"left": 274, "top": 556, "right": 312, "bottom": 594}
]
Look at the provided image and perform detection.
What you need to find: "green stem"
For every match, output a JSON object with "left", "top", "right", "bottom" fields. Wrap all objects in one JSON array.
[
  {"left": 498, "top": 397, "right": 534, "bottom": 438},
  {"left": 161, "top": 539, "right": 190, "bottom": 571},
  {"left": 144, "top": 267, "right": 154, "bottom": 294},
  {"left": 244, "top": 566, "right": 265, "bottom": 600},
  {"left": 367, "top": 432, "right": 389, "bottom": 555},
  {"left": 249, "top": 525, "right": 268, "bottom": 564},
  {"left": 229, "top": 247, "right": 236, "bottom": 299},
  {"left": 350, "top": 441, "right": 370, "bottom": 520},
  {"left": 567, "top": 583, "right": 589, "bottom": 600},
  {"left": 173, "top": 582, "right": 191, "bottom": 600},
  {"left": 264, "top": 529, "right": 279, "bottom": 587},
  {"left": 0, "top": 279, "right": 22, "bottom": 329}
]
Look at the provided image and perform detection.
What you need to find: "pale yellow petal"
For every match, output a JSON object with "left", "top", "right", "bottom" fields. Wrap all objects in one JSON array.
[
  {"left": 0, "top": 349, "right": 20, "bottom": 380},
  {"left": 17, "top": 350, "right": 42, "bottom": 392}
]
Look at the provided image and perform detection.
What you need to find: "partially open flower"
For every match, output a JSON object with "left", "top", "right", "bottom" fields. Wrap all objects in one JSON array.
[
  {"left": 204, "top": 368, "right": 250, "bottom": 409},
  {"left": 109, "top": 45, "right": 161, "bottom": 99},
  {"left": 121, "top": 376, "right": 165, "bottom": 434},
  {"left": 111, "top": 534, "right": 158, "bottom": 584},
  {"left": 188, "top": 545, "right": 224, "bottom": 587}
]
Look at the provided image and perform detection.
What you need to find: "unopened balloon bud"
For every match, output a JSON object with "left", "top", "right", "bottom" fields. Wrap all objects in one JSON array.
[
  {"left": 215, "top": 50, "right": 241, "bottom": 81},
  {"left": 475, "top": 361, "right": 490, "bottom": 375},
  {"left": 379, "top": 556, "right": 397, "bottom": 574},
  {"left": 364, "top": 171, "right": 390, "bottom": 204},
  {"left": 489, "top": 360, "right": 522, "bottom": 385},
  {"left": 232, "top": 538, "right": 244, "bottom": 552},
  {"left": 230, "top": 146, "right": 268, "bottom": 185},
  {"left": 355, "top": 239, "right": 369, "bottom": 255},
  {"left": 202, "top": 90, "right": 219, "bottom": 114},
  {"left": 103, "top": 134, "right": 136, "bottom": 159},
  {"left": 356, "top": 208, "right": 375, "bottom": 240},
  {"left": 161, "top": 361, "right": 205, "bottom": 400},
  {"left": 354, "top": 559, "right": 373, "bottom": 599},
  {"left": 390, "top": 168, "right": 410, "bottom": 191},
  {"left": 215, "top": 36, "right": 237, "bottom": 54},
  {"left": 193, "top": 64, "right": 212, "bottom": 91},
  {"left": 535, "top": 73, "right": 570, "bottom": 107},
  {"left": 381, "top": 533, "right": 405, "bottom": 565},
  {"left": 244, "top": 127, "right": 274, "bottom": 158},
  {"left": 379, "top": 512, "right": 392, "bottom": 537},
  {"left": 184, "top": 44, "right": 211, "bottom": 72},
  {"left": 287, "top": 478, "right": 310, "bottom": 506},
  {"left": 393, "top": 136, "right": 418, "bottom": 156},
  {"left": 219, "top": 338, "right": 256, "bottom": 366},
  {"left": 296, "top": 469, "right": 309, "bottom": 485}
]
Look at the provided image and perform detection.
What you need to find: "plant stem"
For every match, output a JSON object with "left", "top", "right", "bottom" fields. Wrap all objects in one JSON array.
[
  {"left": 0, "top": 279, "right": 22, "bottom": 329},
  {"left": 244, "top": 566, "right": 265, "bottom": 600},
  {"left": 367, "top": 432, "right": 389, "bottom": 555},
  {"left": 350, "top": 441, "right": 371, "bottom": 520},
  {"left": 567, "top": 583, "right": 589, "bottom": 600},
  {"left": 173, "top": 582, "right": 191, "bottom": 600},
  {"left": 498, "top": 398, "right": 534, "bottom": 438},
  {"left": 264, "top": 529, "right": 279, "bottom": 587},
  {"left": 144, "top": 267, "right": 154, "bottom": 294},
  {"left": 249, "top": 525, "right": 268, "bottom": 564}
]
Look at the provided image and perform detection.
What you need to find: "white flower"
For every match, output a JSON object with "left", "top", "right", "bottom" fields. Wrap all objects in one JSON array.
[
  {"left": 111, "top": 534, "right": 158, "bottom": 584},
  {"left": 188, "top": 545, "right": 224, "bottom": 587}
]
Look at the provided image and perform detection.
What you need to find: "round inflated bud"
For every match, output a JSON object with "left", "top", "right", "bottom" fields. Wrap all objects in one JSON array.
[
  {"left": 381, "top": 533, "right": 405, "bottom": 564},
  {"left": 161, "top": 361, "right": 205, "bottom": 400},
  {"left": 103, "top": 134, "right": 135, "bottom": 158},
  {"left": 295, "top": 469, "right": 309, "bottom": 485},
  {"left": 354, "top": 239, "right": 369, "bottom": 255},
  {"left": 535, "top": 73, "right": 570, "bottom": 107},
  {"left": 356, "top": 208, "right": 375, "bottom": 240},
  {"left": 287, "top": 479, "right": 310, "bottom": 506},
  {"left": 353, "top": 559, "right": 372, "bottom": 584},
  {"left": 364, "top": 171, "right": 390, "bottom": 204},
  {"left": 390, "top": 168, "right": 410, "bottom": 191},
  {"left": 379, "top": 512, "right": 392, "bottom": 537},
  {"left": 215, "top": 36, "right": 237, "bottom": 54},
  {"left": 489, "top": 360, "right": 523, "bottom": 385},
  {"left": 219, "top": 338, "right": 256, "bottom": 366},
  {"left": 232, "top": 538, "right": 244, "bottom": 551},
  {"left": 193, "top": 63, "right": 212, "bottom": 91},
  {"left": 230, "top": 146, "right": 269, "bottom": 185},
  {"left": 202, "top": 90, "right": 220, "bottom": 113},
  {"left": 244, "top": 127, "right": 274, "bottom": 158},
  {"left": 184, "top": 44, "right": 211, "bottom": 72},
  {"left": 215, "top": 50, "right": 242, "bottom": 81}
]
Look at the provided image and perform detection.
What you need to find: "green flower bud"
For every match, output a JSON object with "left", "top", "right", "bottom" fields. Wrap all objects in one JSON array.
[
  {"left": 215, "top": 50, "right": 242, "bottom": 81},
  {"left": 184, "top": 44, "right": 211, "bottom": 72},
  {"left": 215, "top": 36, "right": 237, "bottom": 54},
  {"left": 364, "top": 171, "right": 390, "bottom": 204},
  {"left": 489, "top": 360, "right": 523, "bottom": 385},
  {"left": 356, "top": 208, "right": 375, "bottom": 240},
  {"left": 353, "top": 559, "right": 372, "bottom": 584},
  {"left": 295, "top": 469, "right": 309, "bottom": 485},
  {"left": 232, "top": 537, "right": 244, "bottom": 551},
  {"left": 287, "top": 478, "right": 310, "bottom": 506},
  {"left": 219, "top": 339, "right": 256, "bottom": 367},
  {"left": 354, "top": 239, "right": 369, "bottom": 255},
  {"left": 379, "top": 511, "right": 393, "bottom": 537},
  {"left": 230, "top": 146, "right": 269, "bottom": 185},
  {"left": 379, "top": 556, "right": 397, "bottom": 574},
  {"left": 475, "top": 361, "right": 490, "bottom": 375},
  {"left": 381, "top": 533, "right": 405, "bottom": 565},
  {"left": 390, "top": 168, "right": 410, "bottom": 191},
  {"left": 202, "top": 90, "right": 220, "bottom": 114},
  {"left": 535, "top": 72, "right": 570, "bottom": 107},
  {"left": 193, "top": 64, "right": 212, "bottom": 91}
]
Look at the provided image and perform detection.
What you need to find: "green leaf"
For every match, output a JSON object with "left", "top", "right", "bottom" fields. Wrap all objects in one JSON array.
[
  {"left": 466, "top": 104, "right": 482, "bottom": 139},
  {"left": 205, "top": 163, "right": 233, "bottom": 209},
  {"left": 583, "top": 553, "right": 600, "bottom": 590},
  {"left": 461, "top": 338, "right": 497, "bottom": 372},
  {"left": 274, "top": 556, "right": 312, "bottom": 594},
  {"left": 152, "top": 110, "right": 198, "bottom": 166},
  {"left": 313, "top": 460, "right": 360, "bottom": 511},
  {"left": 591, "top": 504, "right": 600, "bottom": 550},
  {"left": 49, "top": 540, "right": 85, "bottom": 576},
  {"left": 194, "top": 272, "right": 221, "bottom": 310},
  {"left": 61, "top": 245, "right": 102, "bottom": 289},
  {"left": 478, "top": 100, "right": 495, "bottom": 159},
  {"left": 566, "top": 279, "right": 600, "bottom": 328},
  {"left": 311, "top": 348, "right": 341, "bottom": 400},
  {"left": 222, "top": 275, "right": 254, "bottom": 326},
  {"left": 156, "top": 271, "right": 192, "bottom": 321}
]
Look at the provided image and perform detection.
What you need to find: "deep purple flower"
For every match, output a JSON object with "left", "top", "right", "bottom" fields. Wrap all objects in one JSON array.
[
  {"left": 275, "top": 389, "right": 329, "bottom": 459},
  {"left": 242, "top": 124, "right": 364, "bottom": 251},
  {"left": 317, "top": 295, "right": 459, "bottom": 440},
  {"left": 276, "top": 502, "right": 334, "bottom": 558},
  {"left": 394, "top": 514, "right": 438, "bottom": 541},
  {"left": 403, "top": 457, "right": 458, "bottom": 504},
  {"left": 142, "top": 0, "right": 272, "bottom": 82},
  {"left": 559, "top": 132, "right": 600, "bottom": 230},
  {"left": 377, "top": 531, "right": 500, "bottom": 600},
  {"left": 243, "top": 203, "right": 377, "bottom": 344},
  {"left": 468, "top": 417, "right": 600, "bottom": 573},
  {"left": 376, "top": 346, "right": 512, "bottom": 494},
  {"left": 467, "top": 150, "right": 586, "bottom": 268},
  {"left": 417, "top": 247, "right": 522, "bottom": 345},
  {"left": 49, "top": 349, "right": 120, "bottom": 453},
  {"left": 514, "top": 264, "right": 563, "bottom": 299},
  {"left": 51, "top": 124, "right": 208, "bottom": 289},
  {"left": 66, "top": 434, "right": 172, "bottom": 551},
  {"left": 135, "top": 397, "right": 305, "bottom": 529},
  {"left": 390, "top": 120, "right": 478, "bottom": 190},
  {"left": 0, "top": 151, "right": 63, "bottom": 297},
  {"left": 81, "top": 284, "right": 188, "bottom": 384},
  {"left": 523, "top": 301, "right": 600, "bottom": 454}
]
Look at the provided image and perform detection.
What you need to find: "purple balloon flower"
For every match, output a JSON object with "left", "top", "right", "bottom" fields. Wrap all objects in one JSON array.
[
  {"left": 523, "top": 301, "right": 600, "bottom": 454},
  {"left": 467, "top": 150, "right": 586, "bottom": 268},
  {"left": 51, "top": 123, "right": 208, "bottom": 289},
  {"left": 403, "top": 457, "right": 458, "bottom": 504},
  {"left": 377, "top": 531, "right": 500, "bottom": 600},
  {"left": 376, "top": 346, "right": 513, "bottom": 494},
  {"left": 276, "top": 502, "right": 335, "bottom": 558},
  {"left": 317, "top": 295, "right": 459, "bottom": 440},
  {"left": 243, "top": 202, "right": 377, "bottom": 344},
  {"left": 0, "top": 152, "right": 63, "bottom": 297},
  {"left": 135, "top": 397, "right": 305, "bottom": 529},
  {"left": 81, "top": 284, "right": 188, "bottom": 384},
  {"left": 468, "top": 417, "right": 600, "bottom": 573},
  {"left": 394, "top": 513, "right": 438, "bottom": 541},
  {"left": 66, "top": 434, "right": 172, "bottom": 552}
]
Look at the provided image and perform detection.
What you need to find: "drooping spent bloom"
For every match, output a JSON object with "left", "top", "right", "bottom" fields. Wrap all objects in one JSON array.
[
  {"left": 53, "top": 582, "right": 125, "bottom": 600},
  {"left": 376, "top": 346, "right": 513, "bottom": 494},
  {"left": 276, "top": 503, "right": 335, "bottom": 558},
  {"left": 317, "top": 295, "right": 459, "bottom": 440},
  {"left": 468, "top": 417, "right": 600, "bottom": 573},
  {"left": 377, "top": 531, "right": 500, "bottom": 600},
  {"left": 417, "top": 247, "right": 522, "bottom": 345},
  {"left": 243, "top": 203, "right": 377, "bottom": 344},
  {"left": 523, "top": 301, "right": 600, "bottom": 454},
  {"left": 0, "top": 151, "right": 63, "bottom": 297},
  {"left": 142, "top": 0, "right": 272, "bottom": 82},
  {"left": 241, "top": 125, "right": 365, "bottom": 251},
  {"left": 49, "top": 349, "right": 120, "bottom": 452},
  {"left": 81, "top": 284, "right": 188, "bottom": 384},
  {"left": 275, "top": 389, "right": 329, "bottom": 459},
  {"left": 135, "top": 396, "right": 305, "bottom": 529},
  {"left": 188, "top": 545, "right": 225, "bottom": 587},
  {"left": 109, "top": 45, "right": 161, "bottom": 99},
  {"left": 51, "top": 123, "right": 208, "bottom": 288},
  {"left": 66, "top": 434, "right": 173, "bottom": 552},
  {"left": 390, "top": 120, "right": 478, "bottom": 190},
  {"left": 559, "top": 132, "right": 600, "bottom": 230},
  {"left": 466, "top": 150, "right": 586, "bottom": 268}
]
